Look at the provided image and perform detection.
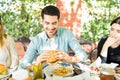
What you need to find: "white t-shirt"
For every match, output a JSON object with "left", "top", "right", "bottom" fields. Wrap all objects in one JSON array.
[
  {"left": 49, "top": 38, "right": 58, "bottom": 50},
  {"left": 0, "top": 48, "right": 7, "bottom": 66}
]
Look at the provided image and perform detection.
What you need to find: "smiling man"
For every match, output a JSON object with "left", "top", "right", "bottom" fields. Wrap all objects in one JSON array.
[{"left": 19, "top": 5, "right": 87, "bottom": 70}]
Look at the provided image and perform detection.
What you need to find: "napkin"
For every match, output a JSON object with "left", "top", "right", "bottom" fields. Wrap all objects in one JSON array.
[
  {"left": 12, "top": 69, "right": 29, "bottom": 80},
  {"left": 89, "top": 57, "right": 102, "bottom": 67},
  {"left": 101, "top": 63, "right": 119, "bottom": 68},
  {"left": 76, "top": 57, "right": 101, "bottom": 72}
]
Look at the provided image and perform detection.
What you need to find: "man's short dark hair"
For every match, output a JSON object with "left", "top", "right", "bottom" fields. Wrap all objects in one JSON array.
[{"left": 41, "top": 5, "right": 60, "bottom": 19}]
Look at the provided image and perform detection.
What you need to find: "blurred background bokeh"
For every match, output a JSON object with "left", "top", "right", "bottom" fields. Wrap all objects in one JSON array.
[
  {"left": 0, "top": 0, "right": 120, "bottom": 61},
  {"left": 0, "top": 0, "right": 120, "bottom": 43}
]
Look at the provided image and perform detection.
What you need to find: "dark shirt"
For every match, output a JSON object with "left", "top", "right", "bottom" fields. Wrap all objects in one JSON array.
[{"left": 97, "top": 36, "right": 120, "bottom": 66}]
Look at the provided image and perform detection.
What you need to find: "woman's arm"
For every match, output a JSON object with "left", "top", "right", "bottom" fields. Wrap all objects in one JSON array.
[
  {"left": 100, "top": 37, "right": 116, "bottom": 57},
  {"left": 97, "top": 36, "right": 116, "bottom": 63}
]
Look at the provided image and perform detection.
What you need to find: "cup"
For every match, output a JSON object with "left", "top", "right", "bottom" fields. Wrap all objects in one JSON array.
[
  {"left": 32, "top": 63, "right": 44, "bottom": 80},
  {"left": 100, "top": 66, "right": 115, "bottom": 80}
]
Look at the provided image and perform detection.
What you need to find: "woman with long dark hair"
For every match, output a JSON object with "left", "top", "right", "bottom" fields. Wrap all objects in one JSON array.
[{"left": 97, "top": 16, "right": 120, "bottom": 66}]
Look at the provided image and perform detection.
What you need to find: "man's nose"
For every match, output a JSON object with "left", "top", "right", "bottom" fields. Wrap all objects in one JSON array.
[{"left": 48, "top": 24, "right": 53, "bottom": 29}]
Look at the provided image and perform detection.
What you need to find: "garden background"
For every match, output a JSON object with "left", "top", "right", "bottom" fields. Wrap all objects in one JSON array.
[{"left": 0, "top": 0, "right": 120, "bottom": 60}]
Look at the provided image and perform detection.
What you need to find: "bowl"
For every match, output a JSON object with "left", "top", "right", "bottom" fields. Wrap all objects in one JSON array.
[{"left": 0, "top": 69, "right": 12, "bottom": 80}]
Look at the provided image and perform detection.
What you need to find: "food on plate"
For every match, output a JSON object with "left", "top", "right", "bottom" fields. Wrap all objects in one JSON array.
[
  {"left": 52, "top": 66, "right": 72, "bottom": 76},
  {"left": 0, "top": 64, "right": 7, "bottom": 75},
  {"left": 47, "top": 50, "right": 63, "bottom": 65},
  {"left": 115, "top": 68, "right": 120, "bottom": 79},
  {"left": 115, "top": 67, "right": 120, "bottom": 73},
  {"left": 24, "top": 76, "right": 33, "bottom": 80},
  {"left": 90, "top": 66, "right": 100, "bottom": 72},
  {"left": 36, "top": 79, "right": 44, "bottom": 80},
  {"left": 8, "top": 78, "right": 15, "bottom": 80}
]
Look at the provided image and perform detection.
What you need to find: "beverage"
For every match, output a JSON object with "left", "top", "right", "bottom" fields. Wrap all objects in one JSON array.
[
  {"left": 32, "top": 63, "right": 43, "bottom": 80},
  {"left": 100, "top": 73, "right": 114, "bottom": 80},
  {"left": 100, "top": 66, "right": 115, "bottom": 80}
]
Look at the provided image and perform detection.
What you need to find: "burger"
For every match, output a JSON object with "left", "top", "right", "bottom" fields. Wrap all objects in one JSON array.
[
  {"left": 47, "top": 50, "right": 63, "bottom": 65},
  {"left": 0, "top": 64, "right": 7, "bottom": 75}
]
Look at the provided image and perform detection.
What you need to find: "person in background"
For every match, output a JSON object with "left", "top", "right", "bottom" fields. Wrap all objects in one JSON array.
[
  {"left": 17, "top": 36, "right": 31, "bottom": 51},
  {"left": 0, "top": 17, "right": 19, "bottom": 72},
  {"left": 97, "top": 16, "right": 120, "bottom": 66},
  {"left": 19, "top": 5, "right": 87, "bottom": 70}
]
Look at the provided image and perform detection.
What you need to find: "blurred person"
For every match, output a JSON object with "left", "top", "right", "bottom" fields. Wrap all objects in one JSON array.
[
  {"left": 19, "top": 5, "right": 87, "bottom": 70},
  {"left": 0, "top": 17, "right": 19, "bottom": 72},
  {"left": 97, "top": 16, "right": 120, "bottom": 66},
  {"left": 16, "top": 36, "right": 31, "bottom": 60},
  {"left": 17, "top": 36, "right": 31, "bottom": 51}
]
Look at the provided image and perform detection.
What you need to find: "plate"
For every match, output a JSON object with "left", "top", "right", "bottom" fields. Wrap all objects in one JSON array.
[
  {"left": 114, "top": 73, "right": 120, "bottom": 80},
  {"left": 0, "top": 69, "right": 12, "bottom": 79},
  {"left": 43, "top": 62, "right": 74, "bottom": 77}
]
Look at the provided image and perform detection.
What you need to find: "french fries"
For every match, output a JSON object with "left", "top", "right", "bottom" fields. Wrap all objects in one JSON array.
[{"left": 52, "top": 66, "right": 72, "bottom": 76}]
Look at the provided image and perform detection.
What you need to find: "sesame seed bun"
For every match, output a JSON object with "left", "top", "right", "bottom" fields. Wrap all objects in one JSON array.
[{"left": 47, "top": 50, "right": 63, "bottom": 65}]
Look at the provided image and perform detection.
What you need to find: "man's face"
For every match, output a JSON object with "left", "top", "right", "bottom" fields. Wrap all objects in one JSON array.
[{"left": 41, "top": 14, "right": 59, "bottom": 38}]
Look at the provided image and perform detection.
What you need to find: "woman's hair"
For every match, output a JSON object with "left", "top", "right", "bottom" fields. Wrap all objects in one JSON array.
[
  {"left": 41, "top": 5, "right": 60, "bottom": 20},
  {"left": 0, "top": 17, "right": 7, "bottom": 47},
  {"left": 110, "top": 16, "right": 120, "bottom": 26}
]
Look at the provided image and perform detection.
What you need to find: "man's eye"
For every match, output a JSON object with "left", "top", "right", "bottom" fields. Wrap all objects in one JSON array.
[
  {"left": 45, "top": 22, "right": 49, "bottom": 25},
  {"left": 117, "top": 30, "right": 120, "bottom": 33},
  {"left": 111, "top": 28, "right": 114, "bottom": 31},
  {"left": 52, "top": 21, "right": 57, "bottom": 25}
]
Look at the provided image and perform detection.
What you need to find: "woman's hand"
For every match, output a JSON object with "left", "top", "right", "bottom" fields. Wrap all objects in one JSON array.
[
  {"left": 101, "top": 36, "right": 117, "bottom": 57},
  {"left": 104, "top": 37, "right": 117, "bottom": 47},
  {"left": 111, "top": 38, "right": 120, "bottom": 48}
]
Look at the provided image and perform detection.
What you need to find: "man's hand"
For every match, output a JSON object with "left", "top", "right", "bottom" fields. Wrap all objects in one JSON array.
[
  {"left": 36, "top": 52, "right": 49, "bottom": 65},
  {"left": 55, "top": 51, "right": 80, "bottom": 64},
  {"left": 56, "top": 52, "right": 72, "bottom": 63}
]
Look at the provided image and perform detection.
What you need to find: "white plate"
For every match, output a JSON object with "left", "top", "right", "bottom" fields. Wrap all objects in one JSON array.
[
  {"left": 0, "top": 69, "right": 12, "bottom": 79},
  {"left": 44, "top": 62, "right": 74, "bottom": 77},
  {"left": 115, "top": 73, "right": 120, "bottom": 80}
]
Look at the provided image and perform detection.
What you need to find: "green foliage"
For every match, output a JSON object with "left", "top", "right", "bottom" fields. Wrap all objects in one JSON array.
[
  {"left": 0, "top": 0, "right": 56, "bottom": 39},
  {"left": 81, "top": 0, "right": 120, "bottom": 42}
]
